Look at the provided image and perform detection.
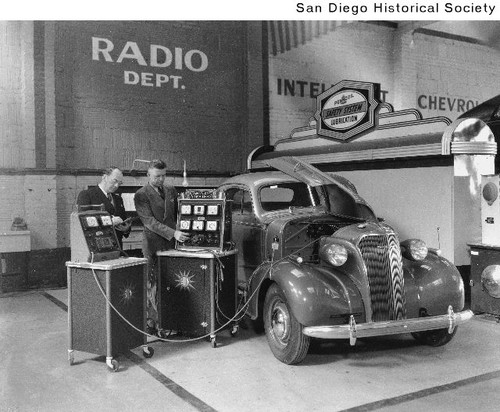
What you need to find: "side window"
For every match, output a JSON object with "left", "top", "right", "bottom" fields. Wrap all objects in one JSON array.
[
  {"left": 225, "top": 188, "right": 256, "bottom": 221},
  {"left": 227, "top": 189, "right": 252, "bottom": 214}
]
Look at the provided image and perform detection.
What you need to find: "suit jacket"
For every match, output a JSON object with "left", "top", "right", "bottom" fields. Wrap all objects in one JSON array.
[
  {"left": 134, "top": 183, "right": 178, "bottom": 259},
  {"left": 76, "top": 186, "right": 129, "bottom": 242}
]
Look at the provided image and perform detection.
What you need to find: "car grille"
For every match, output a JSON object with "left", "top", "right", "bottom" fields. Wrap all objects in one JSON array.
[{"left": 358, "top": 234, "right": 406, "bottom": 322}]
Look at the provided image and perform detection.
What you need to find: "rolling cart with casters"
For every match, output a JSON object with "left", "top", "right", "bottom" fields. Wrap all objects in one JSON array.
[
  {"left": 67, "top": 257, "right": 154, "bottom": 371},
  {"left": 157, "top": 249, "right": 238, "bottom": 347}
]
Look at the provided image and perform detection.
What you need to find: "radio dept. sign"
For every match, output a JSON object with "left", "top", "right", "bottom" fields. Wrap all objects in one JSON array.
[
  {"left": 314, "top": 81, "right": 380, "bottom": 141},
  {"left": 92, "top": 37, "right": 209, "bottom": 90}
]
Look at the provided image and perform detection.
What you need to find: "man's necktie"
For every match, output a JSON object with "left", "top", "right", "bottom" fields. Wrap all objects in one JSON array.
[
  {"left": 107, "top": 193, "right": 115, "bottom": 211},
  {"left": 158, "top": 187, "right": 165, "bottom": 200}
]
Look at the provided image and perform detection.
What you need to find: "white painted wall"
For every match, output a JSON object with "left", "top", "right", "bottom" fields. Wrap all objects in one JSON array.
[{"left": 336, "top": 167, "right": 455, "bottom": 262}]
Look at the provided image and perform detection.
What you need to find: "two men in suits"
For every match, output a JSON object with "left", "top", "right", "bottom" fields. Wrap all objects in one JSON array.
[
  {"left": 134, "top": 159, "right": 189, "bottom": 334},
  {"left": 77, "top": 167, "right": 131, "bottom": 247}
]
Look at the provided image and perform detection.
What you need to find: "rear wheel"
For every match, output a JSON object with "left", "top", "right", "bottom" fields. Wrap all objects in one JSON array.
[
  {"left": 263, "top": 284, "right": 310, "bottom": 364},
  {"left": 411, "top": 327, "right": 457, "bottom": 347}
]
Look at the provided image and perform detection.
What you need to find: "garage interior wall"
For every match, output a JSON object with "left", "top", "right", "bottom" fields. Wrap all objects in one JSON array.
[
  {"left": 269, "top": 21, "right": 500, "bottom": 144},
  {"left": 0, "top": 21, "right": 264, "bottom": 289},
  {"left": 1, "top": 20, "right": 499, "bottom": 289},
  {"left": 267, "top": 21, "right": 500, "bottom": 267},
  {"left": 268, "top": 22, "right": 395, "bottom": 144}
]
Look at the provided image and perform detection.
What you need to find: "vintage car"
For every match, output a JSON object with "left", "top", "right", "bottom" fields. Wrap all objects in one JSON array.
[{"left": 218, "top": 157, "right": 473, "bottom": 364}]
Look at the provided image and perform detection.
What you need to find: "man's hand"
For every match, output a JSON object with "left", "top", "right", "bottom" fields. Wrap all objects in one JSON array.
[
  {"left": 111, "top": 215, "right": 123, "bottom": 225},
  {"left": 115, "top": 218, "right": 132, "bottom": 233},
  {"left": 174, "top": 230, "right": 190, "bottom": 243}
]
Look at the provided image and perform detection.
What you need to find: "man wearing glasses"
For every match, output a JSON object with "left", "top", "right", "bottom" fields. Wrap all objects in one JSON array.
[{"left": 77, "top": 166, "right": 131, "bottom": 247}]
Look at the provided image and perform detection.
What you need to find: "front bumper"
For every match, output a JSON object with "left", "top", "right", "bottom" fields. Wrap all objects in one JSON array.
[{"left": 303, "top": 306, "right": 473, "bottom": 345}]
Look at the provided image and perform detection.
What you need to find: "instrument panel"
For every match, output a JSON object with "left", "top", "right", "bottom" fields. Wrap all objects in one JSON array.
[
  {"left": 70, "top": 210, "right": 121, "bottom": 262},
  {"left": 176, "top": 190, "right": 231, "bottom": 251}
]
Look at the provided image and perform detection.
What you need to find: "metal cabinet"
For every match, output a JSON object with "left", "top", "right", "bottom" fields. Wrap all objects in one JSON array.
[
  {"left": 66, "top": 257, "right": 152, "bottom": 371},
  {"left": 157, "top": 249, "right": 238, "bottom": 347}
]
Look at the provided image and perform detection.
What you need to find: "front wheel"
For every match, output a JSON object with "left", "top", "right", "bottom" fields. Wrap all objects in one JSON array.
[
  {"left": 263, "top": 283, "right": 310, "bottom": 365},
  {"left": 411, "top": 327, "right": 457, "bottom": 347}
]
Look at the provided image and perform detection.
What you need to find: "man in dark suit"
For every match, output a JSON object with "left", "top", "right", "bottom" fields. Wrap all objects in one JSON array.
[
  {"left": 77, "top": 167, "right": 131, "bottom": 247},
  {"left": 134, "top": 159, "right": 189, "bottom": 334}
]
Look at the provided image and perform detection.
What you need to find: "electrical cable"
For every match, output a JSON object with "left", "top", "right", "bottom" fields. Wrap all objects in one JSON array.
[
  {"left": 89, "top": 250, "right": 261, "bottom": 343},
  {"left": 89, "top": 236, "right": 321, "bottom": 344},
  {"left": 215, "top": 236, "right": 321, "bottom": 323}
]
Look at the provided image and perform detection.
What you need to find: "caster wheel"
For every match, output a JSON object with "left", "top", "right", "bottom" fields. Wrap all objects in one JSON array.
[
  {"left": 108, "top": 359, "right": 119, "bottom": 372},
  {"left": 210, "top": 337, "right": 217, "bottom": 348},
  {"left": 68, "top": 351, "right": 74, "bottom": 366},
  {"left": 143, "top": 347, "right": 154, "bottom": 358}
]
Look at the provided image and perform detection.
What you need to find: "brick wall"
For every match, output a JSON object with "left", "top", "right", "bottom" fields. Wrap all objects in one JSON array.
[
  {"left": 0, "top": 175, "right": 26, "bottom": 232},
  {"left": 0, "top": 22, "right": 36, "bottom": 169},
  {"left": 269, "top": 22, "right": 500, "bottom": 144},
  {"left": 24, "top": 175, "right": 57, "bottom": 249},
  {"left": 269, "top": 23, "right": 395, "bottom": 144},
  {"left": 398, "top": 31, "right": 500, "bottom": 120},
  {"left": 0, "top": 175, "right": 57, "bottom": 249},
  {"left": 54, "top": 21, "right": 260, "bottom": 175}
]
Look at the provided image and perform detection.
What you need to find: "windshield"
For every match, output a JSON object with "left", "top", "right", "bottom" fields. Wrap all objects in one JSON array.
[
  {"left": 258, "top": 181, "right": 376, "bottom": 220},
  {"left": 259, "top": 182, "right": 319, "bottom": 211}
]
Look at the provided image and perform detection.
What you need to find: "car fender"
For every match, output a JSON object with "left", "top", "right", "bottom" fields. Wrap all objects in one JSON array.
[
  {"left": 248, "top": 258, "right": 365, "bottom": 327},
  {"left": 404, "top": 251, "right": 465, "bottom": 317}
]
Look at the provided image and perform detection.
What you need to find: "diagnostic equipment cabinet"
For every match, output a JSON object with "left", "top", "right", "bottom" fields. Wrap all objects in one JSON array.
[
  {"left": 67, "top": 207, "right": 152, "bottom": 371},
  {"left": 157, "top": 249, "right": 238, "bottom": 347}
]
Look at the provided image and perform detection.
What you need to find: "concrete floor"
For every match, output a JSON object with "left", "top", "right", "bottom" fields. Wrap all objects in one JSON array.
[{"left": 1, "top": 288, "right": 500, "bottom": 412}]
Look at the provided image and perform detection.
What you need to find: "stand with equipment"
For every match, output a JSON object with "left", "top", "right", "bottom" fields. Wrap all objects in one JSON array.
[
  {"left": 158, "top": 189, "right": 238, "bottom": 347},
  {"left": 176, "top": 188, "right": 232, "bottom": 250},
  {"left": 66, "top": 205, "right": 152, "bottom": 371}
]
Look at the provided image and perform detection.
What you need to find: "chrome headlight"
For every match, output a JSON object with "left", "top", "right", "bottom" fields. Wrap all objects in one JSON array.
[
  {"left": 401, "top": 239, "right": 428, "bottom": 261},
  {"left": 319, "top": 243, "right": 348, "bottom": 267}
]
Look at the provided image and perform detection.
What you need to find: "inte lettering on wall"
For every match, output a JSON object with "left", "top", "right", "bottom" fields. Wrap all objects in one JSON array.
[
  {"left": 276, "top": 78, "right": 389, "bottom": 102},
  {"left": 92, "top": 37, "right": 209, "bottom": 90}
]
